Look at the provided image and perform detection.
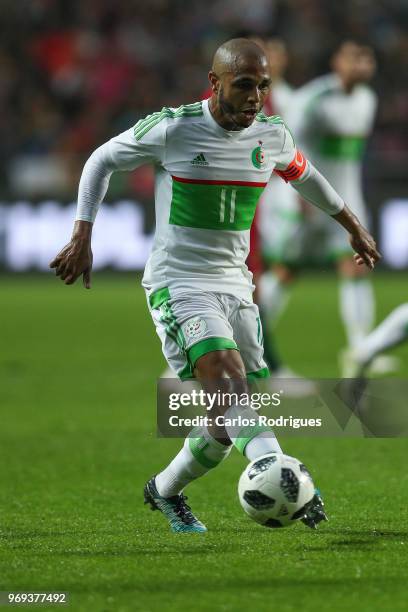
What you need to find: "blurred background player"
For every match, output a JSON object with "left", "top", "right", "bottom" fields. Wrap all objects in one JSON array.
[
  {"left": 250, "top": 38, "right": 316, "bottom": 392},
  {"left": 256, "top": 38, "right": 299, "bottom": 322},
  {"left": 259, "top": 41, "right": 396, "bottom": 376}
]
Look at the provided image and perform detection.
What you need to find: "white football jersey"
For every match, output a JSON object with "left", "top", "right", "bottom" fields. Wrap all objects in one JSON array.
[
  {"left": 106, "top": 99, "right": 306, "bottom": 300},
  {"left": 289, "top": 73, "right": 377, "bottom": 216}
]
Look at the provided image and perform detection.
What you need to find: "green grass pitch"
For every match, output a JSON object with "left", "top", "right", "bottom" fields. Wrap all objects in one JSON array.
[{"left": 1, "top": 272, "right": 408, "bottom": 611}]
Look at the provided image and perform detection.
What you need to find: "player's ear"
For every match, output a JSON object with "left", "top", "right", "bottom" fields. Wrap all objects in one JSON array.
[{"left": 208, "top": 71, "right": 219, "bottom": 94}]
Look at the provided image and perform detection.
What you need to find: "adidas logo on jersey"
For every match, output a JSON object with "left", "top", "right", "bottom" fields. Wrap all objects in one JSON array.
[{"left": 191, "top": 153, "right": 209, "bottom": 166}]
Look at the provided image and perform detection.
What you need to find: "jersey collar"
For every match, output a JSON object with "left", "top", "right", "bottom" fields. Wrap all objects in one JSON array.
[{"left": 202, "top": 98, "right": 250, "bottom": 139}]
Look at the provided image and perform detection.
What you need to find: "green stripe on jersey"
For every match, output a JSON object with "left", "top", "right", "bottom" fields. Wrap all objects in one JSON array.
[
  {"left": 255, "top": 112, "right": 285, "bottom": 126},
  {"left": 256, "top": 113, "right": 295, "bottom": 147},
  {"left": 318, "top": 135, "right": 366, "bottom": 160},
  {"left": 134, "top": 103, "right": 203, "bottom": 140},
  {"left": 170, "top": 179, "right": 264, "bottom": 231}
]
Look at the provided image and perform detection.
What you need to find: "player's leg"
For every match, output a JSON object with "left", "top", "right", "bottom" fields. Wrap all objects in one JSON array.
[
  {"left": 325, "top": 212, "right": 388, "bottom": 374},
  {"left": 257, "top": 178, "right": 301, "bottom": 329},
  {"left": 253, "top": 272, "right": 286, "bottom": 375},
  {"left": 322, "top": 201, "right": 375, "bottom": 347},
  {"left": 231, "top": 296, "right": 327, "bottom": 527},
  {"left": 326, "top": 203, "right": 392, "bottom": 358},
  {"left": 194, "top": 347, "right": 283, "bottom": 458},
  {"left": 145, "top": 290, "right": 239, "bottom": 531},
  {"left": 256, "top": 185, "right": 314, "bottom": 389},
  {"left": 337, "top": 254, "right": 375, "bottom": 348},
  {"left": 154, "top": 292, "right": 282, "bottom": 494},
  {"left": 343, "top": 303, "right": 408, "bottom": 377},
  {"left": 258, "top": 263, "right": 294, "bottom": 327},
  {"left": 256, "top": 261, "right": 316, "bottom": 394}
]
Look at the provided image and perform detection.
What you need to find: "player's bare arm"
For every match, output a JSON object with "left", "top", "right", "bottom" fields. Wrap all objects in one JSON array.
[
  {"left": 333, "top": 204, "right": 381, "bottom": 269},
  {"left": 50, "top": 220, "right": 93, "bottom": 288}
]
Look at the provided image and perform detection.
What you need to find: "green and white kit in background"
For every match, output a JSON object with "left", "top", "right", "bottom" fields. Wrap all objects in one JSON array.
[
  {"left": 258, "top": 80, "right": 304, "bottom": 264},
  {"left": 75, "top": 98, "right": 344, "bottom": 378},
  {"left": 289, "top": 73, "right": 377, "bottom": 259}
]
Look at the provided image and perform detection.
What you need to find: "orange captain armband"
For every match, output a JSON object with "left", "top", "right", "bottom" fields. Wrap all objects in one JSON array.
[{"left": 274, "top": 149, "right": 307, "bottom": 183}]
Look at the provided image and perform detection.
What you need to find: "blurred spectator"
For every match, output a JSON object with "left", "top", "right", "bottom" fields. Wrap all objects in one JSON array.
[{"left": 0, "top": 0, "right": 406, "bottom": 197}]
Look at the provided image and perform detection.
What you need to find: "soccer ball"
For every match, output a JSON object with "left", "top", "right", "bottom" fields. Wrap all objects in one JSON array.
[{"left": 238, "top": 453, "right": 315, "bottom": 528}]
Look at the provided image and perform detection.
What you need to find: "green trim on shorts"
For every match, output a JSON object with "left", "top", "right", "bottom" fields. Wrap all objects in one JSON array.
[
  {"left": 247, "top": 367, "right": 270, "bottom": 381},
  {"left": 149, "top": 287, "right": 170, "bottom": 309},
  {"left": 178, "top": 361, "right": 194, "bottom": 381},
  {"left": 188, "top": 337, "right": 238, "bottom": 368},
  {"left": 160, "top": 301, "right": 186, "bottom": 351},
  {"left": 153, "top": 294, "right": 190, "bottom": 380},
  {"left": 233, "top": 424, "right": 272, "bottom": 455}
]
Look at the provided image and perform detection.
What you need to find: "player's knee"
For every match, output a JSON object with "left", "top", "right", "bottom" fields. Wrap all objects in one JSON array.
[{"left": 194, "top": 349, "right": 246, "bottom": 381}]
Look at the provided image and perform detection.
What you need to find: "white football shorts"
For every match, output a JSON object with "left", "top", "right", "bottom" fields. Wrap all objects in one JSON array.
[{"left": 147, "top": 288, "right": 269, "bottom": 381}]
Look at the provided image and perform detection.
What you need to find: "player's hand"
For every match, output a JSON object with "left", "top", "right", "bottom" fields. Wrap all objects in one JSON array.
[
  {"left": 349, "top": 227, "right": 381, "bottom": 270},
  {"left": 50, "top": 221, "right": 93, "bottom": 288}
]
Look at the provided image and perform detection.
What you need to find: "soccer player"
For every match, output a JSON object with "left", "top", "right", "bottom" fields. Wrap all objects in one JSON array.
[
  {"left": 253, "top": 38, "right": 315, "bottom": 391},
  {"left": 270, "top": 42, "right": 382, "bottom": 374},
  {"left": 50, "top": 39, "right": 380, "bottom": 533},
  {"left": 257, "top": 38, "right": 300, "bottom": 322}
]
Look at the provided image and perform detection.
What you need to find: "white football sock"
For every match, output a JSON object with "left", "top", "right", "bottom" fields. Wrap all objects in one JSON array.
[
  {"left": 244, "top": 430, "right": 283, "bottom": 460},
  {"left": 258, "top": 271, "right": 290, "bottom": 325},
  {"left": 340, "top": 279, "right": 375, "bottom": 347},
  {"left": 155, "top": 427, "right": 232, "bottom": 498},
  {"left": 224, "top": 403, "right": 282, "bottom": 459},
  {"left": 355, "top": 303, "right": 408, "bottom": 364}
]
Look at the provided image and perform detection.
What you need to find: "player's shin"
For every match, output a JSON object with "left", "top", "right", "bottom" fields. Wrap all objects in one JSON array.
[
  {"left": 223, "top": 403, "right": 282, "bottom": 460},
  {"left": 339, "top": 278, "right": 375, "bottom": 347},
  {"left": 155, "top": 427, "right": 232, "bottom": 498},
  {"left": 258, "top": 270, "right": 291, "bottom": 325}
]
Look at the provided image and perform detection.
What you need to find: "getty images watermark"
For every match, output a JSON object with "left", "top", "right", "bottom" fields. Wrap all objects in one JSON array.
[
  {"left": 157, "top": 378, "right": 408, "bottom": 438},
  {"left": 166, "top": 388, "right": 322, "bottom": 430},
  {"left": 168, "top": 388, "right": 282, "bottom": 410}
]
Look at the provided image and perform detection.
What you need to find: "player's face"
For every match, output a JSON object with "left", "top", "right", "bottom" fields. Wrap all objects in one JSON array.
[
  {"left": 333, "top": 43, "right": 375, "bottom": 87},
  {"left": 333, "top": 43, "right": 361, "bottom": 85},
  {"left": 210, "top": 58, "right": 271, "bottom": 130}
]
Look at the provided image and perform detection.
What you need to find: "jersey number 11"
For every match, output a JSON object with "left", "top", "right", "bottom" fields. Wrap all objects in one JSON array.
[{"left": 219, "top": 188, "right": 237, "bottom": 224}]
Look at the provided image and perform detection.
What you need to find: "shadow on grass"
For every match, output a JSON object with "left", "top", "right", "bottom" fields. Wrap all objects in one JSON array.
[
  {"left": 3, "top": 528, "right": 407, "bottom": 559},
  {"left": 330, "top": 529, "right": 408, "bottom": 539},
  {"left": 299, "top": 528, "right": 408, "bottom": 552}
]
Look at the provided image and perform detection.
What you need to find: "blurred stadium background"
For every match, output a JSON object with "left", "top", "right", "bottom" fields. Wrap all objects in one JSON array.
[{"left": 0, "top": 0, "right": 407, "bottom": 271}]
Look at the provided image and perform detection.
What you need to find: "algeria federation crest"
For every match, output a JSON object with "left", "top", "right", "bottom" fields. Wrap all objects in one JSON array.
[
  {"left": 183, "top": 317, "right": 207, "bottom": 339},
  {"left": 251, "top": 140, "right": 265, "bottom": 169}
]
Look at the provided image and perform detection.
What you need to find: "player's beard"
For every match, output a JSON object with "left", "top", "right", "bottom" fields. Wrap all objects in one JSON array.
[{"left": 218, "top": 86, "right": 243, "bottom": 130}]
